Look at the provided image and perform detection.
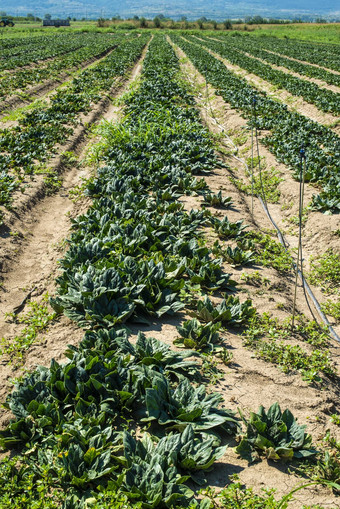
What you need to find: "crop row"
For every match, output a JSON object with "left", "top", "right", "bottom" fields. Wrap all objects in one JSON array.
[
  {"left": 0, "top": 32, "right": 110, "bottom": 71},
  {"left": 0, "top": 33, "right": 126, "bottom": 101},
  {"left": 170, "top": 34, "right": 340, "bottom": 213},
  {"left": 213, "top": 33, "right": 340, "bottom": 88},
  {"left": 248, "top": 34, "right": 340, "bottom": 72},
  {"left": 0, "top": 34, "right": 150, "bottom": 216},
  {"left": 0, "top": 34, "right": 325, "bottom": 509},
  {"left": 188, "top": 34, "right": 340, "bottom": 115}
]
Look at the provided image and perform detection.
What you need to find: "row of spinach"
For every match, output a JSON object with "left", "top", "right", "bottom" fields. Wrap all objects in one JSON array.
[
  {"left": 0, "top": 32, "right": 102, "bottom": 71},
  {"left": 0, "top": 34, "right": 316, "bottom": 508},
  {"left": 0, "top": 33, "right": 125, "bottom": 101},
  {"left": 189, "top": 34, "right": 340, "bottom": 116},
  {"left": 0, "top": 33, "right": 150, "bottom": 214},
  {"left": 254, "top": 35, "right": 340, "bottom": 73},
  {"left": 169, "top": 33, "right": 340, "bottom": 214},
  {"left": 214, "top": 32, "right": 340, "bottom": 87}
]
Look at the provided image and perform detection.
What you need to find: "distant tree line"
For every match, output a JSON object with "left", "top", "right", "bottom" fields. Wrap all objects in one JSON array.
[{"left": 1, "top": 11, "right": 337, "bottom": 26}]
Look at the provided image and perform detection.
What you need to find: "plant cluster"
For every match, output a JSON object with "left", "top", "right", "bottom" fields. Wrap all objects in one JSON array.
[{"left": 237, "top": 402, "right": 317, "bottom": 463}]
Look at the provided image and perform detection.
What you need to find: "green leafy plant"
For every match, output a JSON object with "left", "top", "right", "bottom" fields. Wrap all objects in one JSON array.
[
  {"left": 0, "top": 293, "right": 57, "bottom": 365},
  {"left": 143, "top": 375, "right": 238, "bottom": 433},
  {"left": 220, "top": 245, "right": 256, "bottom": 266},
  {"left": 236, "top": 402, "right": 317, "bottom": 463},
  {"left": 175, "top": 318, "right": 222, "bottom": 352},
  {"left": 201, "top": 190, "right": 233, "bottom": 208},
  {"left": 210, "top": 216, "right": 247, "bottom": 239},
  {"left": 191, "top": 295, "right": 255, "bottom": 326}
]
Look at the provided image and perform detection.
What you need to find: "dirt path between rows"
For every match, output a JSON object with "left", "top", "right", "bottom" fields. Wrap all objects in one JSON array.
[
  {"left": 0, "top": 44, "right": 150, "bottom": 421},
  {"left": 191, "top": 36, "right": 340, "bottom": 135}
]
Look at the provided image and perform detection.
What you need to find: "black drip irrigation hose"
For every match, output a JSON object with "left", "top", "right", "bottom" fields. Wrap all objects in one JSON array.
[
  {"left": 199, "top": 77, "right": 340, "bottom": 344},
  {"left": 250, "top": 100, "right": 340, "bottom": 344}
]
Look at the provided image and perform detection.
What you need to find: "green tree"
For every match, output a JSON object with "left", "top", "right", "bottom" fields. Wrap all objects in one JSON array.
[
  {"left": 153, "top": 16, "right": 161, "bottom": 28},
  {"left": 223, "top": 19, "right": 232, "bottom": 29}
]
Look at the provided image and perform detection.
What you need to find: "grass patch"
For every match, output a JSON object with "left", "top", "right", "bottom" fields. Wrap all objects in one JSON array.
[
  {"left": 321, "top": 299, "right": 340, "bottom": 323},
  {"left": 309, "top": 250, "right": 340, "bottom": 294},
  {"left": 245, "top": 231, "right": 293, "bottom": 273},
  {"left": 230, "top": 163, "right": 283, "bottom": 203},
  {"left": 243, "top": 313, "right": 335, "bottom": 383},
  {"left": 1, "top": 293, "right": 57, "bottom": 366}
]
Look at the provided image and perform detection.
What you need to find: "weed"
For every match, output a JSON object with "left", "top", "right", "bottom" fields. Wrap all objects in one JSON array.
[
  {"left": 281, "top": 201, "right": 294, "bottom": 211},
  {"left": 321, "top": 299, "right": 340, "bottom": 322},
  {"left": 240, "top": 270, "right": 271, "bottom": 287},
  {"left": 243, "top": 313, "right": 334, "bottom": 383},
  {"left": 42, "top": 170, "right": 62, "bottom": 195},
  {"left": 69, "top": 175, "right": 95, "bottom": 202},
  {"left": 201, "top": 477, "right": 330, "bottom": 508},
  {"left": 289, "top": 206, "right": 309, "bottom": 226},
  {"left": 330, "top": 414, "right": 340, "bottom": 426},
  {"left": 60, "top": 150, "right": 78, "bottom": 168},
  {"left": 0, "top": 293, "right": 57, "bottom": 366},
  {"left": 234, "top": 133, "right": 248, "bottom": 146},
  {"left": 201, "top": 354, "right": 224, "bottom": 384},
  {"left": 247, "top": 231, "right": 293, "bottom": 273},
  {"left": 295, "top": 433, "right": 340, "bottom": 494},
  {"left": 309, "top": 250, "right": 340, "bottom": 294},
  {"left": 231, "top": 155, "right": 284, "bottom": 204},
  {"left": 218, "top": 347, "right": 233, "bottom": 365}
]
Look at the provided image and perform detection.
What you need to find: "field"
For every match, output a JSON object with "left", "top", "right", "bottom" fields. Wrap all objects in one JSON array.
[{"left": 0, "top": 23, "right": 339, "bottom": 509}]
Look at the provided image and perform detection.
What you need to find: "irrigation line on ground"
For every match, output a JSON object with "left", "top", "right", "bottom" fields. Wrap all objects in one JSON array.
[{"left": 199, "top": 74, "right": 340, "bottom": 343}]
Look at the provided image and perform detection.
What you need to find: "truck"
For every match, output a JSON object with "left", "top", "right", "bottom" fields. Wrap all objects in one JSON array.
[{"left": 43, "top": 19, "right": 70, "bottom": 27}]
